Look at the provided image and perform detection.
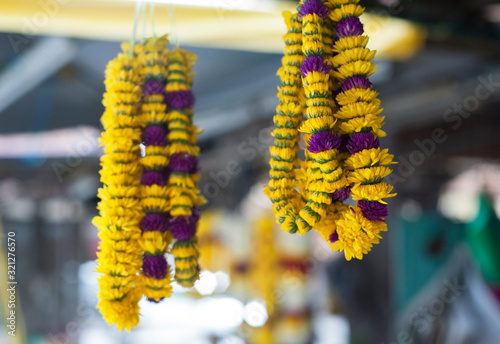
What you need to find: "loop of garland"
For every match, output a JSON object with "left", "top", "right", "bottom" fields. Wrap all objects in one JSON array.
[
  {"left": 94, "top": 37, "right": 205, "bottom": 330},
  {"left": 137, "top": 36, "right": 173, "bottom": 303},
  {"left": 165, "top": 48, "right": 206, "bottom": 288},
  {"left": 266, "top": 0, "right": 397, "bottom": 261}
]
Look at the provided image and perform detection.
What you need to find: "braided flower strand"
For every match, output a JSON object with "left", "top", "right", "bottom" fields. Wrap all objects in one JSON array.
[
  {"left": 265, "top": 11, "right": 305, "bottom": 234},
  {"left": 298, "top": 0, "right": 349, "bottom": 233},
  {"left": 93, "top": 44, "right": 143, "bottom": 330},
  {"left": 327, "top": 0, "right": 397, "bottom": 260},
  {"left": 165, "top": 49, "right": 206, "bottom": 288},
  {"left": 137, "top": 36, "right": 173, "bottom": 302}
]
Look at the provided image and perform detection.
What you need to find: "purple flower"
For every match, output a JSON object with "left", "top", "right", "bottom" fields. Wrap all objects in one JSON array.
[
  {"left": 143, "top": 125, "right": 167, "bottom": 146},
  {"left": 140, "top": 213, "right": 168, "bottom": 232},
  {"left": 143, "top": 79, "right": 165, "bottom": 96},
  {"left": 165, "top": 90, "right": 195, "bottom": 109},
  {"left": 300, "top": 56, "right": 332, "bottom": 77},
  {"left": 332, "top": 186, "right": 351, "bottom": 202},
  {"left": 336, "top": 16, "right": 364, "bottom": 38},
  {"left": 192, "top": 207, "right": 201, "bottom": 222},
  {"left": 143, "top": 255, "right": 167, "bottom": 279},
  {"left": 170, "top": 153, "right": 200, "bottom": 174},
  {"left": 340, "top": 76, "right": 373, "bottom": 92},
  {"left": 347, "top": 132, "right": 380, "bottom": 154},
  {"left": 358, "top": 200, "right": 388, "bottom": 222},
  {"left": 300, "top": 0, "right": 329, "bottom": 19},
  {"left": 308, "top": 130, "right": 341, "bottom": 153},
  {"left": 170, "top": 214, "right": 197, "bottom": 241},
  {"left": 329, "top": 232, "right": 339, "bottom": 243},
  {"left": 141, "top": 171, "right": 165, "bottom": 186}
]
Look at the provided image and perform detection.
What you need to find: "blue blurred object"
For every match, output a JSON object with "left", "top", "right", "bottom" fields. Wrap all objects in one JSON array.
[{"left": 394, "top": 210, "right": 463, "bottom": 311}]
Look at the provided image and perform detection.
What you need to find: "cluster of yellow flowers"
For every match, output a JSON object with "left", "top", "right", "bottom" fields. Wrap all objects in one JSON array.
[
  {"left": 93, "top": 44, "right": 144, "bottom": 330},
  {"left": 265, "top": 0, "right": 396, "bottom": 261},
  {"left": 94, "top": 37, "right": 204, "bottom": 330}
]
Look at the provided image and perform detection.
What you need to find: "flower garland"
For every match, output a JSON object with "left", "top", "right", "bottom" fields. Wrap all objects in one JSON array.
[
  {"left": 94, "top": 37, "right": 205, "bottom": 328},
  {"left": 137, "top": 36, "right": 173, "bottom": 303},
  {"left": 165, "top": 48, "right": 206, "bottom": 288},
  {"left": 266, "top": 0, "right": 397, "bottom": 261},
  {"left": 93, "top": 43, "right": 144, "bottom": 330}
]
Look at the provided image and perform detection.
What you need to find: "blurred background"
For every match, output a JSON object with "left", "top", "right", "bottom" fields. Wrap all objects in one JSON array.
[{"left": 1, "top": 0, "right": 500, "bottom": 343}]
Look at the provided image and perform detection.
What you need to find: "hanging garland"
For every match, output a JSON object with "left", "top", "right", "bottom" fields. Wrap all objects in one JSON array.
[
  {"left": 166, "top": 48, "right": 206, "bottom": 288},
  {"left": 93, "top": 42, "right": 144, "bottom": 330},
  {"left": 94, "top": 5, "right": 205, "bottom": 328},
  {"left": 265, "top": 0, "right": 397, "bottom": 261},
  {"left": 137, "top": 36, "right": 173, "bottom": 303}
]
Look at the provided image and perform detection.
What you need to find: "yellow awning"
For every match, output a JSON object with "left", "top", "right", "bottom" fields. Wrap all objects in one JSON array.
[{"left": 1, "top": 0, "right": 426, "bottom": 59}]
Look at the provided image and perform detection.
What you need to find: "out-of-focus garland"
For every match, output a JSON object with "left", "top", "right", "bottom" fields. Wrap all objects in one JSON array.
[
  {"left": 93, "top": 44, "right": 144, "bottom": 330},
  {"left": 265, "top": 0, "right": 397, "bottom": 261},
  {"left": 137, "top": 36, "right": 173, "bottom": 303},
  {"left": 94, "top": 35, "right": 205, "bottom": 330},
  {"left": 166, "top": 48, "right": 206, "bottom": 288}
]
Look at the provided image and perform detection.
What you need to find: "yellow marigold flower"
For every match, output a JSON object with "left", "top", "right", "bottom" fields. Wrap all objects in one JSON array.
[
  {"left": 340, "top": 114, "right": 385, "bottom": 136},
  {"left": 140, "top": 231, "right": 169, "bottom": 253},
  {"left": 101, "top": 152, "right": 138, "bottom": 164},
  {"left": 142, "top": 275, "right": 173, "bottom": 302},
  {"left": 303, "top": 71, "right": 330, "bottom": 86},
  {"left": 336, "top": 102, "right": 383, "bottom": 120},
  {"left": 345, "top": 147, "right": 396, "bottom": 169},
  {"left": 171, "top": 240, "right": 199, "bottom": 259},
  {"left": 97, "top": 185, "right": 139, "bottom": 200},
  {"left": 331, "top": 47, "right": 376, "bottom": 67},
  {"left": 351, "top": 182, "right": 397, "bottom": 203},
  {"left": 333, "top": 60, "right": 377, "bottom": 81},
  {"left": 348, "top": 166, "right": 392, "bottom": 184},
  {"left": 141, "top": 197, "right": 169, "bottom": 212},
  {"left": 322, "top": 175, "right": 349, "bottom": 192},
  {"left": 168, "top": 130, "right": 190, "bottom": 141},
  {"left": 168, "top": 175, "right": 197, "bottom": 189},
  {"left": 330, "top": 0, "right": 361, "bottom": 7},
  {"left": 299, "top": 116, "right": 336, "bottom": 133},
  {"left": 336, "top": 88, "right": 379, "bottom": 106},
  {"left": 166, "top": 82, "right": 190, "bottom": 92},
  {"left": 97, "top": 289, "right": 141, "bottom": 331},
  {"left": 174, "top": 256, "right": 198, "bottom": 270},
  {"left": 333, "top": 36, "right": 369, "bottom": 53},
  {"left": 170, "top": 195, "right": 194, "bottom": 208},
  {"left": 141, "top": 156, "right": 169, "bottom": 170},
  {"left": 170, "top": 207, "right": 193, "bottom": 217},
  {"left": 329, "top": 4, "right": 364, "bottom": 22},
  {"left": 142, "top": 185, "right": 169, "bottom": 199},
  {"left": 295, "top": 216, "right": 312, "bottom": 234},
  {"left": 169, "top": 143, "right": 200, "bottom": 156},
  {"left": 141, "top": 102, "right": 167, "bottom": 114}
]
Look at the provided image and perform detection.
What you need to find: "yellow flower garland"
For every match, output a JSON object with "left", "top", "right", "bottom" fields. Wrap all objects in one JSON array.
[
  {"left": 94, "top": 35, "right": 206, "bottom": 328},
  {"left": 266, "top": 0, "right": 397, "bottom": 261},
  {"left": 93, "top": 43, "right": 143, "bottom": 330}
]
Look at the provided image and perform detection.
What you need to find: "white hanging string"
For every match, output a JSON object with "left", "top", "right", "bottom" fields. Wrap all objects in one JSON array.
[
  {"left": 141, "top": 0, "right": 147, "bottom": 41},
  {"left": 128, "top": 0, "right": 144, "bottom": 58},
  {"left": 168, "top": 4, "right": 179, "bottom": 47},
  {"left": 151, "top": 2, "right": 156, "bottom": 44}
]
